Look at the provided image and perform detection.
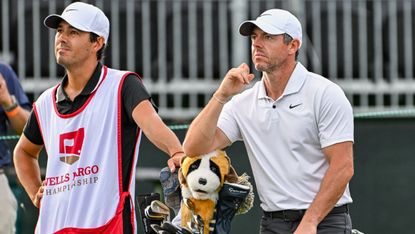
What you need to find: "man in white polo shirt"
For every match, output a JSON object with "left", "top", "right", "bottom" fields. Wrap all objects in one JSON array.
[{"left": 184, "top": 9, "right": 354, "bottom": 234}]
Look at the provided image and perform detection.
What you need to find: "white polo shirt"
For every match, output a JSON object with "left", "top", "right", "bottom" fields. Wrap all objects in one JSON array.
[{"left": 218, "top": 62, "right": 353, "bottom": 211}]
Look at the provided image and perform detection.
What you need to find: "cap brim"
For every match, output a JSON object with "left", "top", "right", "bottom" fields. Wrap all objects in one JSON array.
[
  {"left": 239, "top": 21, "right": 256, "bottom": 36},
  {"left": 44, "top": 14, "right": 88, "bottom": 34},
  {"left": 239, "top": 20, "right": 285, "bottom": 36},
  {"left": 44, "top": 14, "right": 64, "bottom": 29}
]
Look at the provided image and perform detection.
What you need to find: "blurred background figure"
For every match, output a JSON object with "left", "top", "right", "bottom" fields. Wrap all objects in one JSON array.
[{"left": 0, "top": 62, "right": 31, "bottom": 234}]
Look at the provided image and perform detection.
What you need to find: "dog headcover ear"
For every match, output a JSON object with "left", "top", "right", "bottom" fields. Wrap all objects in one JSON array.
[
  {"left": 225, "top": 165, "right": 239, "bottom": 183},
  {"left": 178, "top": 155, "right": 189, "bottom": 186},
  {"left": 214, "top": 150, "right": 239, "bottom": 184}
]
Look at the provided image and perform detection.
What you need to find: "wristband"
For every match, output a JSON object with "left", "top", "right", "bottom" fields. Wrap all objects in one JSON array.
[
  {"left": 3, "top": 95, "right": 18, "bottom": 112},
  {"left": 212, "top": 95, "right": 227, "bottom": 105},
  {"left": 5, "top": 105, "right": 21, "bottom": 118},
  {"left": 170, "top": 151, "right": 184, "bottom": 158}
]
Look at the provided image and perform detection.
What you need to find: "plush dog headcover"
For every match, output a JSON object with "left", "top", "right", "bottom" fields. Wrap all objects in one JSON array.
[
  {"left": 179, "top": 150, "right": 238, "bottom": 200},
  {"left": 178, "top": 150, "right": 238, "bottom": 233}
]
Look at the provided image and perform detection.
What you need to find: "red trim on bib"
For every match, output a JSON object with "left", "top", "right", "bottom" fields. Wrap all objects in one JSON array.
[
  {"left": 53, "top": 192, "right": 130, "bottom": 234},
  {"left": 116, "top": 71, "right": 142, "bottom": 195},
  {"left": 53, "top": 66, "right": 109, "bottom": 119}
]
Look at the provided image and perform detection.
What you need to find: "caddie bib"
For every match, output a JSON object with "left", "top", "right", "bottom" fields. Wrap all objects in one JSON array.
[{"left": 33, "top": 66, "right": 141, "bottom": 234}]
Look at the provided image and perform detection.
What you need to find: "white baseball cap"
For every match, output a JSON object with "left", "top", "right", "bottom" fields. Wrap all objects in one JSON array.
[
  {"left": 44, "top": 2, "right": 110, "bottom": 44},
  {"left": 239, "top": 9, "right": 302, "bottom": 48}
]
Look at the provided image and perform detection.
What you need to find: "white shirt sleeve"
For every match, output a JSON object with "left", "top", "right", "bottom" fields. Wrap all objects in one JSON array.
[
  {"left": 217, "top": 99, "right": 243, "bottom": 143},
  {"left": 317, "top": 83, "right": 354, "bottom": 148}
]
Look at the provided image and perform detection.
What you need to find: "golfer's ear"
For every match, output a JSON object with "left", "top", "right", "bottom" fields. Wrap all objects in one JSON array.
[
  {"left": 289, "top": 38, "right": 300, "bottom": 55},
  {"left": 94, "top": 36, "right": 105, "bottom": 52}
]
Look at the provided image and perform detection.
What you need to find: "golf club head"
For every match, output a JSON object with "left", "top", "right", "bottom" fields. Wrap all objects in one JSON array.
[
  {"left": 150, "top": 200, "right": 172, "bottom": 221},
  {"left": 151, "top": 200, "right": 171, "bottom": 215},
  {"left": 145, "top": 206, "right": 166, "bottom": 220}
]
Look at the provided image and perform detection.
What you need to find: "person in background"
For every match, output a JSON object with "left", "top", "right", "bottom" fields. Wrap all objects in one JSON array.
[
  {"left": 183, "top": 9, "right": 354, "bottom": 234},
  {"left": 0, "top": 62, "right": 31, "bottom": 234},
  {"left": 13, "top": 2, "right": 184, "bottom": 234}
]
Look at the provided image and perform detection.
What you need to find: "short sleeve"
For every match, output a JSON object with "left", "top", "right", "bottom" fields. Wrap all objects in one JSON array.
[
  {"left": 317, "top": 84, "right": 354, "bottom": 148},
  {"left": 23, "top": 110, "right": 44, "bottom": 145},
  {"left": 121, "top": 74, "right": 156, "bottom": 123},
  {"left": 217, "top": 99, "right": 242, "bottom": 143}
]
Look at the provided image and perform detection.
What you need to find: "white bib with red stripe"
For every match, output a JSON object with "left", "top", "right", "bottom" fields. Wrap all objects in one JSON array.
[{"left": 34, "top": 66, "right": 141, "bottom": 234}]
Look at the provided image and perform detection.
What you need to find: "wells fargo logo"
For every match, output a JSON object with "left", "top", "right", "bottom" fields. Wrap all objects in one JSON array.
[
  {"left": 59, "top": 128, "right": 85, "bottom": 165},
  {"left": 44, "top": 165, "right": 100, "bottom": 196}
]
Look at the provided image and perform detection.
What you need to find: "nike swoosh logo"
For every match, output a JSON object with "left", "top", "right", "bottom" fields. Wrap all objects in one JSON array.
[
  {"left": 65, "top": 9, "right": 78, "bottom": 12},
  {"left": 289, "top": 103, "right": 302, "bottom": 109}
]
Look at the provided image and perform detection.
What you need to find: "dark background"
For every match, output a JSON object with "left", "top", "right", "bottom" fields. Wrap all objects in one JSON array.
[{"left": 7, "top": 117, "right": 415, "bottom": 234}]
